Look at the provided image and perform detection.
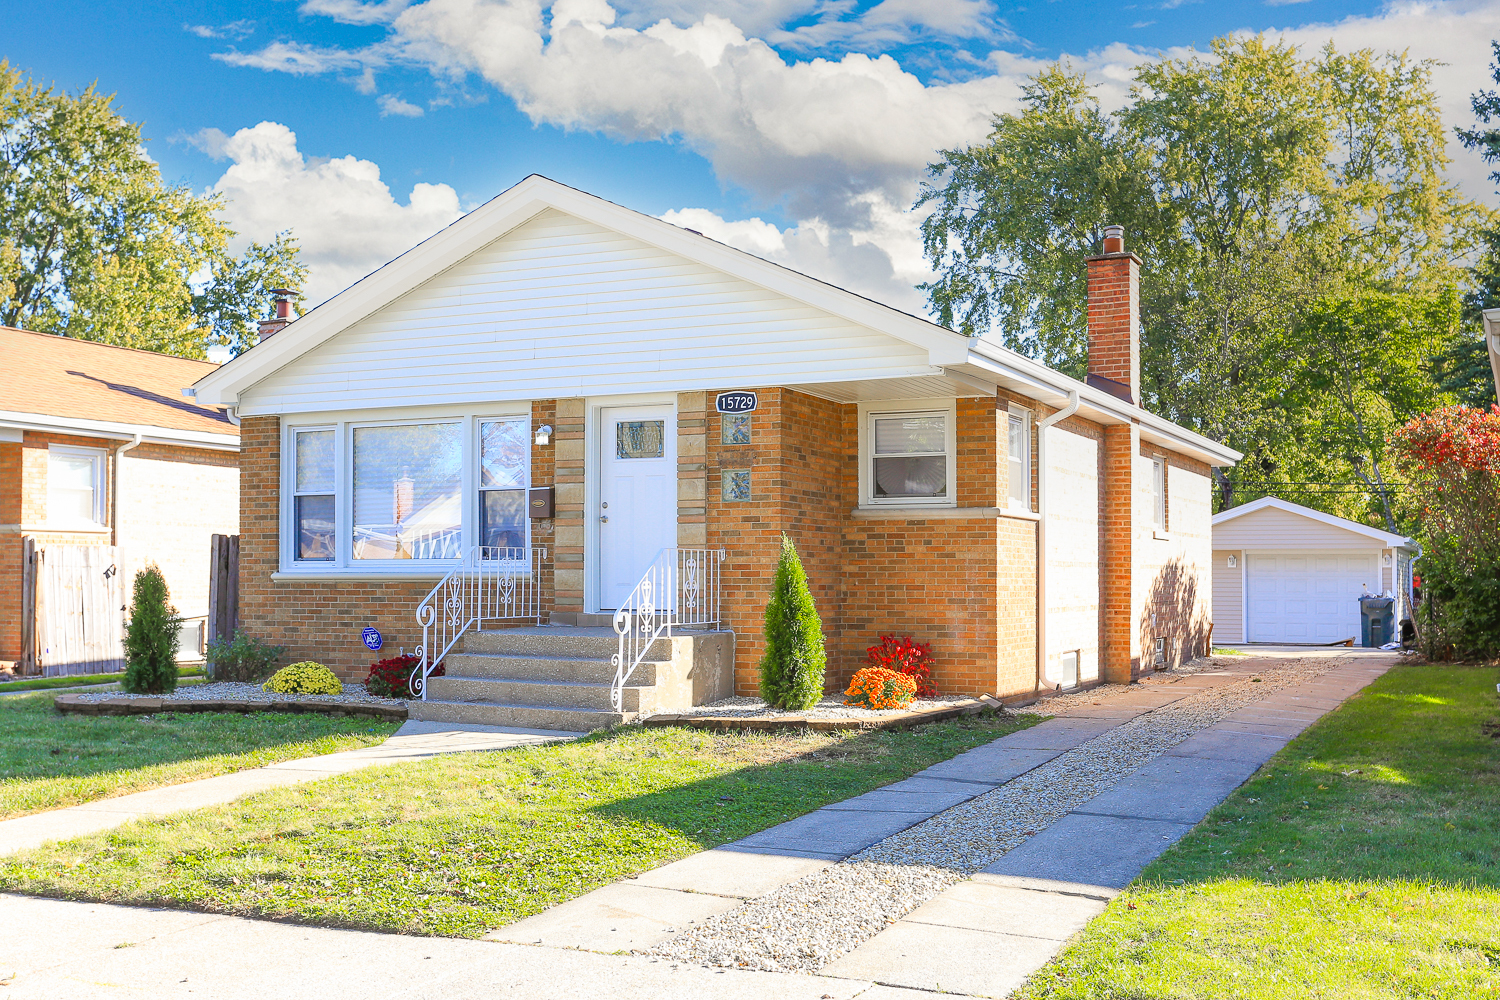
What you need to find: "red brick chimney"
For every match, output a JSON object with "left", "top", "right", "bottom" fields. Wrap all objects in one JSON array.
[
  {"left": 257, "top": 289, "right": 297, "bottom": 343},
  {"left": 1085, "top": 225, "right": 1140, "bottom": 405}
]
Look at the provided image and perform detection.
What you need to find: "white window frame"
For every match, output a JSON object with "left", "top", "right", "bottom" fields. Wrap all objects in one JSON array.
[
  {"left": 476, "top": 414, "right": 532, "bottom": 553},
  {"left": 1151, "top": 455, "right": 1167, "bottom": 532},
  {"left": 46, "top": 444, "right": 107, "bottom": 529},
  {"left": 857, "top": 399, "right": 958, "bottom": 508},
  {"left": 1006, "top": 405, "right": 1032, "bottom": 511},
  {"left": 278, "top": 405, "right": 530, "bottom": 576}
]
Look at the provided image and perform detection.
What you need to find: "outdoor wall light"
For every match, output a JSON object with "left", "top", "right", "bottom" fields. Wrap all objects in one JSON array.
[{"left": 535, "top": 424, "right": 553, "bottom": 446}]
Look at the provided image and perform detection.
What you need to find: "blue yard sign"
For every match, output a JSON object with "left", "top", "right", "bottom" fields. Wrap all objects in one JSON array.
[
  {"left": 362, "top": 627, "right": 383, "bottom": 651},
  {"left": 716, "top": 391, "right": 757, "bottom": 413}
]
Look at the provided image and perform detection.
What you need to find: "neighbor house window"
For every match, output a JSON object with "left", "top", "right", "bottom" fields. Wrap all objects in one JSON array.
[
  {"left": 1007, "top": 410, "right": 1031, "bottom": 509},
  {"left": 1151, "top": 457, "right": 1167, "bottom": 531},
  {"left": 479, "top": 417, "right": 528, "bottom": 551},
  {"left": 352, "top": 421, "right": 462, "bottom": 560},
  {"left": 866, "top": 407, "right": 954, "bottom": 505},
  {"left": 293, "top": 429, "right": 335, "bottom": 560},
  {"left": 47, "top": 446, "right": 106, "bottom": 528}
]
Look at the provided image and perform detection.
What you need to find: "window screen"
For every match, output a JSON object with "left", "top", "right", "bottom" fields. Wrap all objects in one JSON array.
[{"left": 871, "top": 413, "right": 948, "bottom": 500}]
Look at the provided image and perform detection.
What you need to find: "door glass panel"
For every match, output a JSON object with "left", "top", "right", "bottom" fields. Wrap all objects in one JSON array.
[
  {"left": 616, "top": 420, "right": 665, "bottom": 459},
  {"left": 352, "top": 422, "right": 462, "bottom": 559}
]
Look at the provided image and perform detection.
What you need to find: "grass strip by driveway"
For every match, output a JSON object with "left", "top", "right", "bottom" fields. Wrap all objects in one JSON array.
[
  {"left": 1017, "top": 661, "right": 1500, "bottom": 1000},
  {"left": 0, "top": 713, "right": 1040, "bottom": 938},
  {"left": 0, "top": 690, "right": 399, "bottom": 820},
  {"left": 0, "top": 668, "right": 204, "bottom": 694}
]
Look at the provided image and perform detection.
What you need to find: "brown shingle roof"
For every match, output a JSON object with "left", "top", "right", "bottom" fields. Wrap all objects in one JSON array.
[{"left": 0, "top": 326, "right": 237, "bottom": 438}]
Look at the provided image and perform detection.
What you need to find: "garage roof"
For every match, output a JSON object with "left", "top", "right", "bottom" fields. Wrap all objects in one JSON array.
[{"left": 1212, "top": 496, "right": 1413, "bottom": 549}]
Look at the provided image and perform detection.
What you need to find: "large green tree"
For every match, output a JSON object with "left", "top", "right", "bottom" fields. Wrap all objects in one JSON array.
[
  {"left": 0, "top": 61, "right": 306, "bottom": 358},
  {"left": 919, "top": 36, "right": 1480, "bottom": 525},
  {"left": 1452, "top": 40, "right": 1500, "bottom": 408}
]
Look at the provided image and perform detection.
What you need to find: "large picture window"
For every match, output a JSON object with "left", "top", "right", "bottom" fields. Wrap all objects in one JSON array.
[
  {"left": 283, "top": 410, "right": 530, "bottom": 571},
  {"left": 866, "top": 407, "right": 953, "bottom": 505}
]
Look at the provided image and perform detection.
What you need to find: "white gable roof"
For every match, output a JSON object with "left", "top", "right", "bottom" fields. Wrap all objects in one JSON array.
[
  {"left": 1212, "top": 496, "right": 1413, "bottom": 548},
  {"left": 192, "top": 175, "right": 1240, "bottom": 465}
]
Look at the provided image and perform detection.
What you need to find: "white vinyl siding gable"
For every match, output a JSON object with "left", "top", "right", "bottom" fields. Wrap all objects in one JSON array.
[
  {"left": 1214, "top": 506, "right": 1384, "bottom": 551},
  {"left": 239, "top": 209, "right": 936, "bottom": 414}
]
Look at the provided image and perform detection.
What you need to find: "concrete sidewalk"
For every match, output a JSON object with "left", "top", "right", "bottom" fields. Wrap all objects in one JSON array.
[{"left": 0, "top": 721, "right": 580, "bottom": 857}]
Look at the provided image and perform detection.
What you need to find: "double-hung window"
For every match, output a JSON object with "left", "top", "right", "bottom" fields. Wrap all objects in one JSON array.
[
  {"left": 285, "top": 411, "right": 529, "bottom": 570},
  {"left": 864, "top": 404, "right": 955, "bottom": 506},
  {"left": 478, "top": 417, "right": 528, "bottom": 553},
  {"left": 293, "top": 429, "right": 336, "bottom": 560},
  {"left": 1151, "top": 457, "right": 1167, "bottom": 532},
  {"left": 47, "top": 445, "right": 106, "bottom": 529},
  {"left": 1007, "top": 409, "right": 1031, "bottom": 509}
]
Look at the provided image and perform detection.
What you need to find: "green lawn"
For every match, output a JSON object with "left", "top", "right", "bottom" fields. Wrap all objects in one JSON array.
[
  {"left": 0, "top": 667, "right": 204, "bottom": 693},
  {"left": 1018, "top": 661, "right": 1500, "bottom": 1000},
  {"left": 0, "top": 713, "right": 1041, "bottom": 937},
  {"left": 0, "top": 690, "right": 399, "bottom": 819}
]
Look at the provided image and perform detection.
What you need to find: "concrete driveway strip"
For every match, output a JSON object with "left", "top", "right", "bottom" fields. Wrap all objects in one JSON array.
[{"left": 0, "top": 722, "right": 580, "bottom": 857}]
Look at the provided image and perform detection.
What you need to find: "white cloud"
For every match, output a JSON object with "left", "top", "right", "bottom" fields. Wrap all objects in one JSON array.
[
  {"left": 208, "top": 122, "right": 464, "bottom": 304},
  {"left": 378, "top": 93, "right": 425, "bottom": 116},
  {"left": 181, "top": 127, "right": 232, "bottom": 160},
  {"left": 185, "top": 19, "right": 256, "bottom": 40},
  {"left": 770, "top": 0, "right": 1013, "bottom": 53},
  {"left": 299, "top": 0, "right": 414, "bottom": 24},
  {"left": 208, "top": 0, "right": 1500, "bottom": 319}
]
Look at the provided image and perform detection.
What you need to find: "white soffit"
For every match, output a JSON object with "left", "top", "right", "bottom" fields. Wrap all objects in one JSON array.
[{"left": 789, "top": 374, "right": 994, "bottom": 404}]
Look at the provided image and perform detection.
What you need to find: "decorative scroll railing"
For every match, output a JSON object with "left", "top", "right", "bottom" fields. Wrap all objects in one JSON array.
[
  {"left": 611, "top": 547, "right": 726, "bottom": 712},
  {"left": 412, "top": 546, "right": 547, "bottom": 699}
]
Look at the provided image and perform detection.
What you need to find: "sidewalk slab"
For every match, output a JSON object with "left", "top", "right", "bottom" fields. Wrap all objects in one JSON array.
[
  {"left": 990, "top": 719, "right": 1120, "bottom": 751},
  {"left": 731, "top": 806, "right": 932, "bottom": 857},
  {"left": 1075, "top": 757, "right": 1261, "bottom": 825},
  {"left": 1163, "top": 729, "right": 1289, "bottom": 763},
  {"left": 917, "top": 747, "right": 1059, "bottom": 784},
  {"left": 631, "top": 849, "right": 832, "bottom": 898},
  {"left": 900, "top": 879, "right": 1106, "bottom": 939},
  {"left": 822, "top": 787, "right": 979, "bottom": 814},
  {"left": 487, "top": 882, "right": 741, "bottom": 951},
  {"left": 819, "top": 920, "right": 1058, "bottom": 998},
  {"left": 981, "top": 813, "right": 1194, "bottom": 890}
]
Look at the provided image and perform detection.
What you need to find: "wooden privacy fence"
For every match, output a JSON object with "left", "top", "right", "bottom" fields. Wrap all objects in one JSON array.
[
  {"left": 208, "top": 533, "right": 240, "bottom": 650},
  {"left": 22, "top": 540, "right": 125, "bottom": 676}
]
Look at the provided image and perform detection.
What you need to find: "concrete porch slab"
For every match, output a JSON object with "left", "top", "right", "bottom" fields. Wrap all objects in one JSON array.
[
  {"left": 630, "top": 849, "right": 833, "bottom": 898},
  {"left": 485, "top": 882, "right": 742, "bottom": 952}
]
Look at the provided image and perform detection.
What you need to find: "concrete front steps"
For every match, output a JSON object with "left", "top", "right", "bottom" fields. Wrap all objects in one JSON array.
[{"left": 406, "top": 626, "right": 735, "bottom": 732}]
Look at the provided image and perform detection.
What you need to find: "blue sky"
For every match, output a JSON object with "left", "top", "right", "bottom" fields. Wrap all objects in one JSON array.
[{"left": 6, "top": 0, "right": 1498, "bottom": 311}]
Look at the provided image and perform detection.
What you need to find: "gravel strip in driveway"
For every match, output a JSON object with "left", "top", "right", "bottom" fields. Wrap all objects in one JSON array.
[
  {"left": 74, "top": 681, "right": 403, "bottom": 708},
  {"left": 651, "top": 656, "right": 1341, "bottom": 973}
]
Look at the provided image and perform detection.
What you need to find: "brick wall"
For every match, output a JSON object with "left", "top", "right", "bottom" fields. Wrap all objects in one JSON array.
[
  {"left": 1085, "top": 252, "right": 1141, "bottom": 400},
  {"left": 0, "top": 439, "right": 21, "bottom": 662}
]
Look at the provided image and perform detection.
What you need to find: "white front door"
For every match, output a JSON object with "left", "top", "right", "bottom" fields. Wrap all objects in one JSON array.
[
  {"left": 1246, "top": 551, "right": 1378, "bottom": 643},
  {"left": 598, "top": 405, "right": 676, "bottom": 611}
]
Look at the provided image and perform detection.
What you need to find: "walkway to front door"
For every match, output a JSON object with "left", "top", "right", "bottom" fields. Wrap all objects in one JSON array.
[{"left": 597, "top": 404, "right": 676, "bottom": 612}]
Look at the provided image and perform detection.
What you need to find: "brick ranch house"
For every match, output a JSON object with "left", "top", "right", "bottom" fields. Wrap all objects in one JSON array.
[
  {"left": 1, "top": 327, "right": 240, "bottom": 674},
  {"left": 189, "top": 175, "right": 1239, "bottom": 724}
]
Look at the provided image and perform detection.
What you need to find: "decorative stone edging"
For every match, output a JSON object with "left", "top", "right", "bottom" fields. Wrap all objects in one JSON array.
[
  {"left": 642, "top": 696, "right": 1005, "bottom": 732},
  {"left": 52, "top": 693, "right": 408, "bottom": 721}
]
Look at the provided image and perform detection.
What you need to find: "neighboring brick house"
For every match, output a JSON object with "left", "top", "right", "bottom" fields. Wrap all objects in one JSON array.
[
  {"left": 0, "top": 328, "right": 240, "bottom": 673},
  {"left": 190, "top": 176, "right": 1238, "bottom": 713}
]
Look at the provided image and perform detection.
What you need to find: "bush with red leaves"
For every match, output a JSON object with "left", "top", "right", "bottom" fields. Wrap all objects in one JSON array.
[
  {"left": 364, "top": 653, "right": 441, "bottom": 699},
  {"left": 865, "top": 635, "right": 937, "bottom": 697}
]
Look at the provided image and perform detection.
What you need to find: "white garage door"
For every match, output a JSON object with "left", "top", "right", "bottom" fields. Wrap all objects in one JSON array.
[{"left": 1246, "top": 551, "right": 1378, "bottom": 644}]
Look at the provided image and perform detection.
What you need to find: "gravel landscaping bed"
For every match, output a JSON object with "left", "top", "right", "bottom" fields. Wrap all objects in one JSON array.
[
  {"left": 657, "top": 694, "right": 978, "bottom": 720},
  {"left": 73, "top": 682, "right": 403, "bottom": 708},
  {"left": 651, "top": 655, "right": 1341, "bottom": 973}
]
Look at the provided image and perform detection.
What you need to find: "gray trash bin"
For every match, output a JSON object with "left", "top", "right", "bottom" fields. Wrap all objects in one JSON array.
[{"left": 1360, "top": 596, "right": 1395, "bottom": 648}]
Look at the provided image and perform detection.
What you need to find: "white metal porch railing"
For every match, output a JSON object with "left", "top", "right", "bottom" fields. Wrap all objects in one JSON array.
[
  {"left": 412, "top": 546, "right": 547, "bottom": 699},
  {"left": 611, "top": 548, "right": 726, "bottom": 712}
]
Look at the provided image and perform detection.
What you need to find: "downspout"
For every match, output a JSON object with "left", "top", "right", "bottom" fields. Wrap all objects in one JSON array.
[
  {"left": 224, "top": 405, "right": 241, "bottom": 427},
  {"left": 1034, "top": 391, "right": 1080, "bottom": 697},
  {"left": 112, "top": 433, "right": 142, "bottom": 548}
]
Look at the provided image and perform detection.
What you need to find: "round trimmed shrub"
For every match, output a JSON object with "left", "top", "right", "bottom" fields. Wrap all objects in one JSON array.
[
  {"left": 262, "top": 661, "right": 343, "bottom": 696},
  {"left": 844, "top": 667, "right": 917, "bottom": 711}
]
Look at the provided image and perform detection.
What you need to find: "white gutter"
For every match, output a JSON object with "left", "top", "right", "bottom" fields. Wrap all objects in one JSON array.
[
  {"left": 112, "top": 433, "right": 142, "bottom": 548},
  {"left": 0, "top": 410, "right": 239, "bottom": 452},
  {"left": 1034, "top": 390, "right": 1080, "bottom": 696}
]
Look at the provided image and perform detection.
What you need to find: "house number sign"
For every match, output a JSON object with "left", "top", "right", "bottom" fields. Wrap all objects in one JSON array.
[
  {"left": 361, "top": 627, "right": 383, "bottom": 651},
  {"left": 716, "top": 391, "right": 758, "bottom": 414}
]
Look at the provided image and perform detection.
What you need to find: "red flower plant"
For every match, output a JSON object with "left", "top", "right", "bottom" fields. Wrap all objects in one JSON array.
[
  {"left": 363, "top": 653, "right": 441, "bottom": 699},
  {"left": 866, "top": 635, "right": 937, "bottom": 697}
]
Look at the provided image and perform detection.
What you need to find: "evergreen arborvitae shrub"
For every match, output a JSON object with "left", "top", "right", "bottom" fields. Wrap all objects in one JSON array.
[
  {"left": 122, "top": 565, "right": 183, "bottom": 694},
  {"left": 758, "top": 532, "right": 826, "bottom": 710}
]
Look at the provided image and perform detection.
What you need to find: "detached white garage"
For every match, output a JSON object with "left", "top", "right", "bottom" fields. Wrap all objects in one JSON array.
[{"left": 1212, "top": 497, "right": 1417, "bottom": 645}]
